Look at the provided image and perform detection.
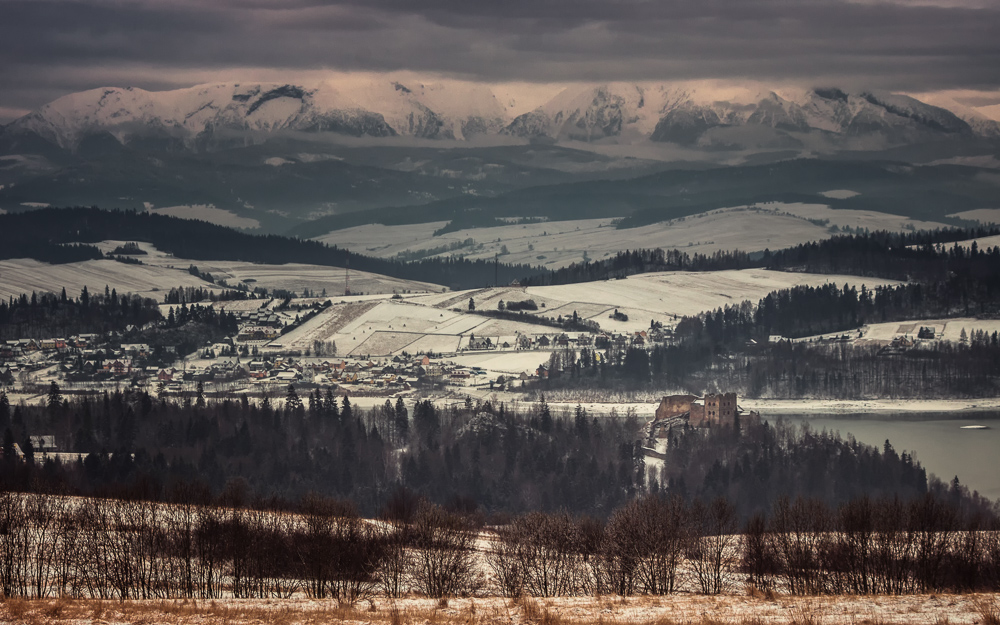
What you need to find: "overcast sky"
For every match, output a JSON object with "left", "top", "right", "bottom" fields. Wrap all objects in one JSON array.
[{"left": 2, "top": 0, "right": 1000, "bottom": 122}]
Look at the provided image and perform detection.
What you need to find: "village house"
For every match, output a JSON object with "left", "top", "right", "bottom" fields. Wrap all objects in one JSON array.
[
  {"left": 467, "top": 335, "right": 493, "bottom": 350},
  {"left": 108, "top": 360, "right": 131, "bottom": 376},
  {"left": 122, "top": 343, "right": 150, "bottom": 358}
]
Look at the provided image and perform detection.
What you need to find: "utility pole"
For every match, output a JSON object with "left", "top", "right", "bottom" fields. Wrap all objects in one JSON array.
[
  {"left": 345, "top": 257, "right": 351, "bottom": 296},
  {"left": 494, "top": 253, "right": 499, "bottom": 287}
]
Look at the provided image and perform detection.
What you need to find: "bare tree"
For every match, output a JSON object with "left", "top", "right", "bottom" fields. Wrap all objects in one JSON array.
[
  {"left": 688, "top": 498, "right": 739, "bottom": 594},
  {"left": 409, "top": 502, "right": 479, "bottom": 598}
]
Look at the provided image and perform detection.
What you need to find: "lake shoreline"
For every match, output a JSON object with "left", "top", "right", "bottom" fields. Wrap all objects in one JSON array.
[{"left": 742, "top": 398, "right": 1000, "bottom": 415}]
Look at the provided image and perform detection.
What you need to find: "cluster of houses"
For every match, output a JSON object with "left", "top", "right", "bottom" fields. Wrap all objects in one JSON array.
[
  {"left": 488, "top": 328, "right": 673, "bottom": 353},
  {"left": 0, "top": 329, "right": 190, "bottom": 389},
  {"left": 155, "top": 353, "right": 503, "bottom": 394},
  {"left": 2, "top": 334, "right": 101, "bottom": 359}
]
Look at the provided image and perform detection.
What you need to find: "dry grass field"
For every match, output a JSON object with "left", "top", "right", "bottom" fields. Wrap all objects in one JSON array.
[{"left": 2, "top": 592, "right": 998, "bottom": 625}]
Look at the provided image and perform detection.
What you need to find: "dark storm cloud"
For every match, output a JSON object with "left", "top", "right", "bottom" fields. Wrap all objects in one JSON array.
[{"left": 1, "top": 0, "right": 999, "bottom": 120}]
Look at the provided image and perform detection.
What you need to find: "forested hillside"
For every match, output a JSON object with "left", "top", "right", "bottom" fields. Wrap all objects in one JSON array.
[
  {"left": 0, "top": 389, "right": 974, "bottom": 520},
  {"left": 527, "top": 226, "right": 1000, "bottom": 286},
  {"left": 0, "top": 208, "right": 547, "bottom": 290}
]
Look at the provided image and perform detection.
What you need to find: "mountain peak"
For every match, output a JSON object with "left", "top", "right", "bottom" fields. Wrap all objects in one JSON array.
[{"left": 4, "top": 78, "right": 993, "bottom": 151}]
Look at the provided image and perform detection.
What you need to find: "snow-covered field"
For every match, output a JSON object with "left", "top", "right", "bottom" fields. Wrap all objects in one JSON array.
[
  {"left": 314, "top": 203, "right": 948, "bottom": 269},
  {"left": 146, "top": 204, "right": 261, "bottom": 229},
  {"left": 273, "top": 299, "right": 546, "bottom": 357},
  {"left": 0, "top": 258, "right": 217, "bottom": 300},
  {"left": 860, "top": 317, "right": 1000, "bottom": 343},
  {"left": 269, "top": 269, "right": 899, "bottom": 361},
  {"left": 7, "top": 240, "right": 446, "bottom": 302},
  {"left": 950, "top": 208, "right": 1000, "bottom": 224},
  {"left": 794, "top": 316, "right": 1000, "bottom": 346},
  {"left": 523, "top": 269, "right": 901, "bottom": 324},
  {"left": 6, "top": 593, "right": 998, "bottom": 625},
  {"left": 449, "top": 351, "right": 558, "bottom": 374},
  {"left": 940, "top": 233, "right": 1000, "bottom": 251}
]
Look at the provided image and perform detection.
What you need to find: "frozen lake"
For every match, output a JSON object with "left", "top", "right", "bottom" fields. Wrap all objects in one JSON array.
[{"left": 792, "top": 413, "right": 1000, "bottom": 501}]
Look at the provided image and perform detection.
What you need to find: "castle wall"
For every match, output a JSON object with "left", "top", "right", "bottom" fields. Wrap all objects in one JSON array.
[{"left": 654, "top": 394, "right": 699, "bottom": 420}]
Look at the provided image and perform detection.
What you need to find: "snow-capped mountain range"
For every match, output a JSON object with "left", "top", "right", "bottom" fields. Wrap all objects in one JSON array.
[{"left": 5, "top": 78, "right": 999, "bottom": 151}]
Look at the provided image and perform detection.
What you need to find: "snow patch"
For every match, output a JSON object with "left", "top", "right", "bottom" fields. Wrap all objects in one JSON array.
[
  {"left": 819, "top": 189, "right": 860, "bottom": 199},
  {"left": 949, "top": 208, "right": 1000, "bottom": 224},
  {"left": 147, "top": 204, "right": 261, "bottom": 229}
]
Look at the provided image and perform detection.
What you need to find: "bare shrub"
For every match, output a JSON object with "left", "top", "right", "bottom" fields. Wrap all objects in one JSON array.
[
  {"left": 490, "top": 511, "right": 582, "bottom": 597},
  {"left": 688, "top": 498, "right": 739, "bottom": 595},
  {"left": 409, "top": 502, "right": 479, "bottom": 598}
]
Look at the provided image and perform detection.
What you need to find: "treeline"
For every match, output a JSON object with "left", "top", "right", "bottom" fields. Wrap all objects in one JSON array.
[
  {"left": 0, "top": 488, "right": 997, "bottom": 601},
  {"left": 142, "top": 303, "right": 239, "bottom": 356},
  {"left": 686, "top": 280, "right": 1000, "bottom": 343},
  {"left": 162, "top": 286, "right": 259, "bottom": 305},
  {"left": 525, "top": 247, "right": 760, "bottom": 286},
  {"left": 0, "top": 390, "right": 978, "bottom": 519},
  {"left": 542, "top": 339, "right": 1000, "bottom": 398},
  {"left": 467, "top": 308, "right": 600, "bottom": 333},
  {"left": 538, "top": 276, "right": 1000, "bottom": 397},
  {"left": 490, "top": 492, "right": 1000, "bottom": 597},
  {"left": 0, "top": 287, "right": 161, "bottom": 340},
  {"left": 0, "top": 207, "right": 547, "bottom": 290},
  {"left": 525, "top": 226, "right": 1000, "bottom": 286}
]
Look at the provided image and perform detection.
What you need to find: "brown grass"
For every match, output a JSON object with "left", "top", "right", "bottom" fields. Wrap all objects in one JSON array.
[
  {"left": 975, "top": 596, "right": 1000, "bottom": 625},
  {"left": 746, "top": 585, "right": 778, "bottom": 601},
  {"left": 515, "top": 596, "right": 569, "bottom": 625},
  {"left": 0, "top": 593, "right": 996, "bottom": 625}
]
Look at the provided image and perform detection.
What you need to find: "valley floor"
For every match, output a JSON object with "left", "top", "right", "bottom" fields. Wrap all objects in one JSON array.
[{"left": 4, "top": 592, "right": 998, "bottom": 625}]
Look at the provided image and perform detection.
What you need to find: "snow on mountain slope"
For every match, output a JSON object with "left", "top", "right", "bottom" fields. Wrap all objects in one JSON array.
[
  {"left": 3, "top": 77, "right": 991, "bottom": 150},
  {"left": 911, "top": 93, "right": 1000, "bottom": 138}
]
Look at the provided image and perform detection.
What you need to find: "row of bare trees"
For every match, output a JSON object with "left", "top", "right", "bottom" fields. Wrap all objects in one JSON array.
[
  {"left": 488, "top": 496, "right": 740, "bottom": 597},
  {"left": 744, "top": 494, "right": 1000, "bottom": 595},
  {"left": 1, "top": 490, "right": 998, "bottom": 600},
  {"left": 0, "top": 491, "right": 482, "bottom": 601},
  {"left": 491, "top": 494, "right": 1000, "bottom": 598}
]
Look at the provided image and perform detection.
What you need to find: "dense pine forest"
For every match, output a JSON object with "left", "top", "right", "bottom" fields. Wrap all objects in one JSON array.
[
  {"left": 1, "top": 389, "right": 989, "bottom": 520},
  {"left": 0, "top": 288, "right": 161, "bottom": 340}
]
